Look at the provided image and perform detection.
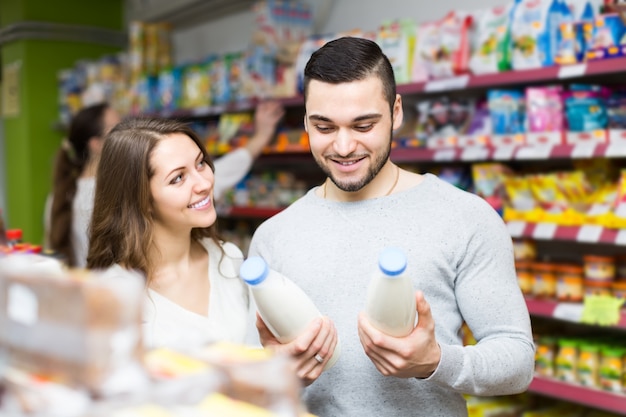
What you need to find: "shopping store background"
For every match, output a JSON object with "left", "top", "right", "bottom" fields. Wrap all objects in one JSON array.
[
  {"left": 0, "top": 0, "right": 507, "bottom": 243},
  {"left": 3, "top": 0, "right": 626, "bottom": 415}
]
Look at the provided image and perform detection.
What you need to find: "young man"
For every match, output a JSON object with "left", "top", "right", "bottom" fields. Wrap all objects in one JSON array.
[{"left": 247, "top": 37, "right": 534, "bottom": 417}]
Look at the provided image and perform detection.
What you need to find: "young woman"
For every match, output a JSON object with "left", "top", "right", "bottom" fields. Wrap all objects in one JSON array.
[
  {"left": 48, "top": 101, "right": 283, "bottom": 268},
  {"left": 49, "top": 103, "right": 121, "bottom": 267},
  {"left": 87, "top": 118, "right": 255, "bottom": 348}
]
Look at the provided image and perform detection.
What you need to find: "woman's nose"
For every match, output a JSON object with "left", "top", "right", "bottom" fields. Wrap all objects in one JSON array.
[{"left": 191, "top": 169, "right": 213, "bottom": 192}]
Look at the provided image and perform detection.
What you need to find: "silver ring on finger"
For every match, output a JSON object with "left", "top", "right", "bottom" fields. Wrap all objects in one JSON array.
[{"left": 314, "top": 353, "right": 324, "bottom": 364}]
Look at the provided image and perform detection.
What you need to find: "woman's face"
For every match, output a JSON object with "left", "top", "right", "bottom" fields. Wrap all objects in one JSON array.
[
  {"left": 102, "top": 107, "right": 121, "bottom": 136},
  {"left": 148, "top": 133, "right": 216, "bottom": 234},
  {"left": 91, "top": 108, "right": 121, "bottom": 158}
]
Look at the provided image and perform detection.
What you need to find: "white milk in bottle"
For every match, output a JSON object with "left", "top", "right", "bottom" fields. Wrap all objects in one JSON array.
[
  {"left": 365, "top": 247, "right": 417, "bottom": 337},
  {"left": 239, "top": 256, "right": 340, "bottom": 370}
]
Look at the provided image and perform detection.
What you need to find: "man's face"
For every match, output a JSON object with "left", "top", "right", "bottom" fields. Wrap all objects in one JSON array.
[{"left": 304, "top": 75, "right": 402, "bottom": 195}]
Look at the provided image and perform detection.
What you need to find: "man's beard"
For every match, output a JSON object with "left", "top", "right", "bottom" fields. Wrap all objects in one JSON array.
[{"left": 312, "top": 130, "right": 392, "bottom": 193}]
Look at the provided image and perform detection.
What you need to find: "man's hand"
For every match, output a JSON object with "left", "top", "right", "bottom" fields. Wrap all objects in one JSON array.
[{"left": 357, "top": 291, "right": 441, "bottom": 379}]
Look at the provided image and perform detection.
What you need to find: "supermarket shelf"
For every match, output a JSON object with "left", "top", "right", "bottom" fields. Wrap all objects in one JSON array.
[
  {"left": 155, "top": 95, "right": 305, "bottom": 119},
  {"left": 525, "top": 297, "right": 626, "bottom": 328},
  {"left": 390, "top": 140, "right": 626, "bottom": 163},
  {"left": 396, "top": 56, "right": 626, "bottom": 95},
  {"left": 529, "top": 375, "right": 626, "bottom": 415},
  {"left": 149, "top": 57, "right": 626, "bottom": 119},
  {"left": 507, "top": 221, "right": 626, "bottom": 246}
]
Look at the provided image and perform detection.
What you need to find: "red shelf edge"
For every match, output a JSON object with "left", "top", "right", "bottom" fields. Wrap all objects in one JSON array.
[
  {"left": 525, "top": 297, "right": 626, "bottom": 328},
  {"left": 223, "top": 206, "right": 284, "bottom": 218},
  {"left": 389, "top": 141, "right": 626, "bottom": 163},
  {"left": 525, "top": 298, "right": 560, "bottom": 318},
  {"left": 509, "top": 221, "right": 626, "bottom": 246},
  {"left": 529, "top": 375, "right": 626, "bottom": 414}
]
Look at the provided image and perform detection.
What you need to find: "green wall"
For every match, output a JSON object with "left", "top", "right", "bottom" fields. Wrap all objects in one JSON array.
[{"left": 1, "top": 0, "right": 123, "bottom": 244}]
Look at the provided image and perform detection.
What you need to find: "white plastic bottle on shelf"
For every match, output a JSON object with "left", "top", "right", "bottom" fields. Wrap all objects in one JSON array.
[
  {"left": 365, "top": 247, "right": 417, "bottom": 337},
  {"left": 239, "top": 256, "right": 340, "bottom": 370}
]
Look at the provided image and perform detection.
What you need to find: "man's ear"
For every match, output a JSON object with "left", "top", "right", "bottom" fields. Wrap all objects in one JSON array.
[
  {"left": 392, "top": 94, "right": 404, "bottom": 131},
  {"left": 303, "top": 114, "right": 309, "bottom": 132}
]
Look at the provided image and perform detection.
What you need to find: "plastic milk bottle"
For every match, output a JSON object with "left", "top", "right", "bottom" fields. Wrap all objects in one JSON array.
[
  {"left": 239, "top": 256, "right": 340, "bottom": 370},
  {"left": 365, "top": 247, "right": 417, "bottom": 337}
]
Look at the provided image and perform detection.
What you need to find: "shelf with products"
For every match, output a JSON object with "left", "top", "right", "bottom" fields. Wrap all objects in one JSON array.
[
  {"left": 249, "top": 134, "right": 626, "bottom": 165},
  {"left": 525, "top": 297, "right": 626, "bottom": 329},
  {"left": 389, "top": 139, "right": 626, "bottom": 163},
  {"left": 529, "top": 374, "right": 626, "bottom": 415},
  {"left": 144, "top": 55, "right": 626, "bottom": 120},
  {"left": 396, "top": 56, "right": 626, "bottom": 96},
  {"left": 157, "top": 96, "right": 306, "bottom": 120}
]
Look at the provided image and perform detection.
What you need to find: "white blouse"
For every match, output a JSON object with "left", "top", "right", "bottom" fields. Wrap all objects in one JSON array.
[
  {"left": 71, "top": 177, "right": 95, "bottom": 268},
  {"left": 104, "top": 239, "right": 257, "bottom": 349}
]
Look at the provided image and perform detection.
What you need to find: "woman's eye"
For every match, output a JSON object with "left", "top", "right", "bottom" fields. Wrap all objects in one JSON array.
[
  {"left": 170, "top": 174, "right": 183, "bottom": 184},
  {"left": 197, "top": 160, "right": 207, "bottom": 169}
]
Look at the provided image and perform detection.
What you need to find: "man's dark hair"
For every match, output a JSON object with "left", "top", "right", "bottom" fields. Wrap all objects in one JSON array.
[{"left": 303, "top": 36, "right": 397, "bottom": 111}]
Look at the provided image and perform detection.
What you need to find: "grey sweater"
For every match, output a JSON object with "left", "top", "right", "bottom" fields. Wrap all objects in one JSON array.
[{"left": 248, "top": 173, "right": 535, "bottom": 417}]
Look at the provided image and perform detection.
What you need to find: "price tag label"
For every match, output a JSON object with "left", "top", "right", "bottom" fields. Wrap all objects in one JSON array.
[
  {"left": 493, "top": 145, "right": 517, "bottom": 160},
  {"left": 614, "top": 203, "right": 626, "bottom": 217},
  {"left": 571, "top": 143, "right": 596, "bottom": 158},
  {"left": 581, "top": 295, "right": 624, "bottom": 326},
  {"left": 433, "top": 149, "right": 456, "bottom": 161},
  {"left": 460, "top": 146, "right": 489, "bottom": 161},
  {"left": 553, "top": 303, "right": 583, "bottom": 322},
  {"left": 424, "top": 75, "right": 470, "bottom": 92},
  {"left": 192, "top": 106, "right": 211, "bottom": 116},
  {"left": 533, "top": 223, "right": 557, "bottom": 240},
  {"left": 615, "top": 229, "right": 626, "bottom": 246},
  {"left": 576, "top": 225, "right": 603, "bottom": 243},
  {"left": 557, "top": 63, "right": 587, "bottom": 79},
  {"left": 605, "top": 143, "right": 626, "bottom": 157},
  {"left": 507, "top": 221, "right": 526, "bottom": 238},
  {"left": 516, "top": 145, "right": 553, "bottom": 160},
  {"left": 586, "top": 203, "right": 609, "bottom": 216}
]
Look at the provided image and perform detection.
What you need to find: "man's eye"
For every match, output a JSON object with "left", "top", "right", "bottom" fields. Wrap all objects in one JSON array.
[
  {"left": 355, "top": 124, "right": 374, "bottom": 132},
  {"left": 316, "top": 125, "right": 335, "bottom": 133}
]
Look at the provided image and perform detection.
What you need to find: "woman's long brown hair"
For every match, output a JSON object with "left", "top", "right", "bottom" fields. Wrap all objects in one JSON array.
[{"left": 86, "top": 117, "right": 222, "bottom": 285}]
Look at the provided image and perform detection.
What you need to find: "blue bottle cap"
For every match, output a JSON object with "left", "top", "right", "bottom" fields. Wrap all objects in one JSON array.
[
  {"left": 239, "top": 256, "right": 269, "bottom": 286},
  {"left": 378, "top": 247, "right": 407, "bottom": 276}
]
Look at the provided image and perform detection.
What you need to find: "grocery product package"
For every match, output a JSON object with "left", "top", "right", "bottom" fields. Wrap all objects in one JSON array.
[
  {"left": 412, "top": 11, "right": 472, "bottom": 80},
  {"left": 469, "top": 4, "right": 515, "bottom": 74},
  {"left": 511, "top": 0, "right": 574, "bottom": 69},
  {"left": 197, "top": 342, "right": 305, "bottom": 416},
  {"left": 0, "top": 254, "right": 146, "bottom": 395}
]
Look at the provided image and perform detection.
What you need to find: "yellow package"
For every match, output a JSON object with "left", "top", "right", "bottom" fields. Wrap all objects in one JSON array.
[
  {"left": 144, "top": 347, "right": 212, "bottom": 379},
  {"left": 503, "top": 176, "right": 536, "bottom": 213},
  {"left": 198, "top": 392, "right": 279, "bottom": 417}
]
